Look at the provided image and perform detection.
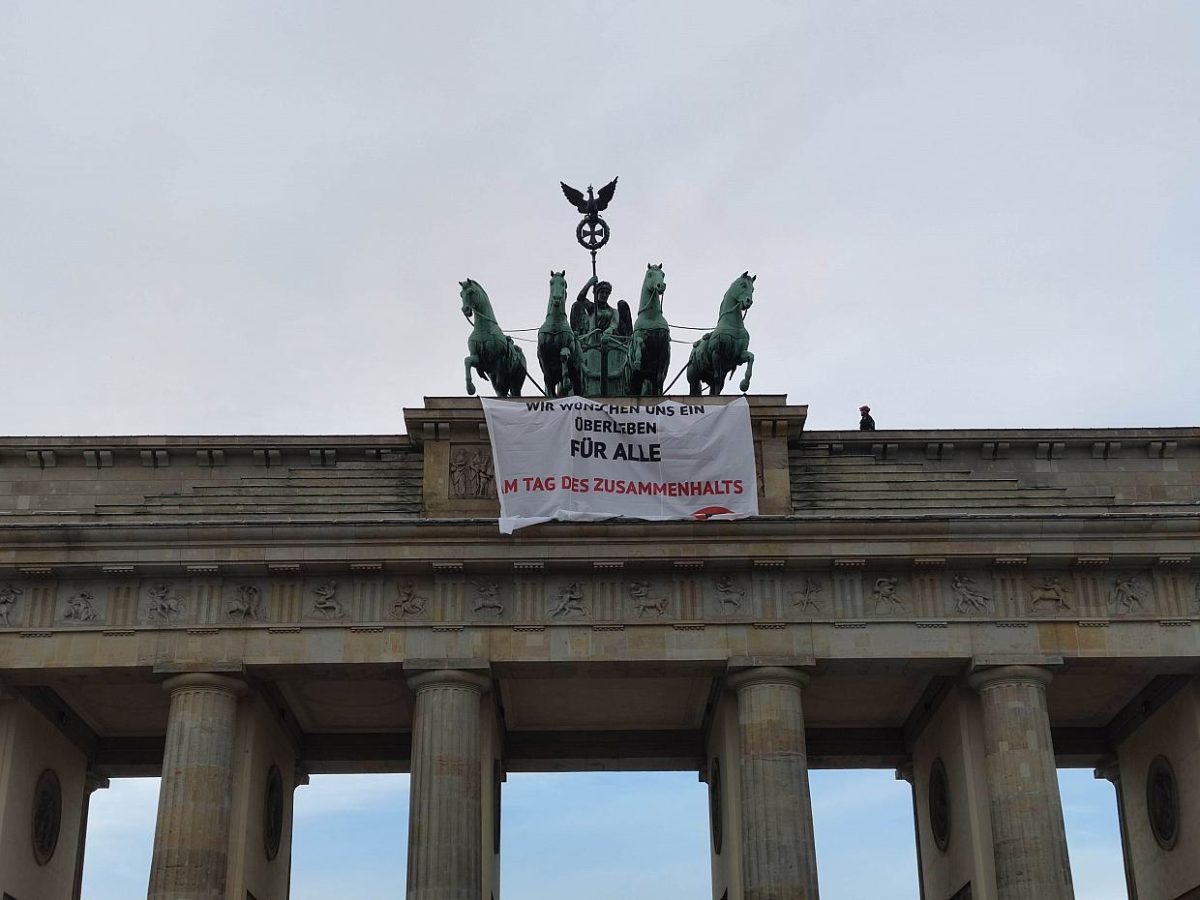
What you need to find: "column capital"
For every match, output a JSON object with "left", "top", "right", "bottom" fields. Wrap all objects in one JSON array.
[
  {"left": 161, "top": 672, "right": 249, "bottom": 696},
  {"left": 727, "top": 665, "right": 810, "bottom": 692},
  {"left": 967, "top": 664, "right": 1054, "bottom": 693},
  {"left": 407, "top": 668, "right": 491, "bottom": 695}
]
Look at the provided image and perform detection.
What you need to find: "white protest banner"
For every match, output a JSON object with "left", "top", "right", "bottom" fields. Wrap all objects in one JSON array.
[{"left": 481, "top": 396, "right": 758, "bottom": 533}]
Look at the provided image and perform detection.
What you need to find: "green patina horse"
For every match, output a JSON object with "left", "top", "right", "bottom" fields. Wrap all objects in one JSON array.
[
  {"left": 686, "top": 271, "right": 755, "bottom": 396},
  {"left": 537, "top": 270, "right": 580, "bottom": 397},
  {"left": 460, "top": 278, "right": 527, "bottom": 397},
  {"left": 629, "top": 263, "right": 670, "bottom": 397}
]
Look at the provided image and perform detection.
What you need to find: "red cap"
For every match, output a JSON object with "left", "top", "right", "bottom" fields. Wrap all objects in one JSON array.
[{"left": 859, "top": 405, "right": 871, "bottom": 413}]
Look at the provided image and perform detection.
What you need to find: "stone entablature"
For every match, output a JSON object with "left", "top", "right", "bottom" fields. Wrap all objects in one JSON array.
[{"left": 0, "top": 563, "right": 1196, "bottom": 633}]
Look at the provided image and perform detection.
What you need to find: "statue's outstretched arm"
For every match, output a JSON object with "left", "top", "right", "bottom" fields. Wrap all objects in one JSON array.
[{"left": 576, "top": 274, "right": 598, "bottom": 307}]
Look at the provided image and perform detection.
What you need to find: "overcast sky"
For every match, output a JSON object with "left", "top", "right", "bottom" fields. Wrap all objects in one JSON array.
[
  {"left": 3, "top": 2, "right": 1197, "bottom": 435},
  {"left": 4, "top": 2, "right": 1196, "bottom": 896}
]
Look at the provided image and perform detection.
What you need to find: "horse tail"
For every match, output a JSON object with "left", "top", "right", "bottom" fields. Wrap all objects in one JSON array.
[{"left": 507, "top": 342, "right": 528, "bottom": 397}]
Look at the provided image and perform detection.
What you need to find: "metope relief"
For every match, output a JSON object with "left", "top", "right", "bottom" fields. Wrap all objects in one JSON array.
[
  {"left": 57, "top": 584, "right": 105, "bottom": 625},
  {"left": 951, "top": 574, "right": 993, "bottom": 616},
  {"left": 703, "top": 575, "right": 751, "bottom": 617},
  {"left": 65, "top": 592, "right": 98, "bottom": 621},
  {"left": 472, "top": 579, "right": 506, "bottom": 616},
  {"left": 393, "top": 581, "right": 429, "bottom": 618},
  {"left": 0, "top": 584, "right": 22, "bottom": 626},
  {"left": 548, "top": 581, "right": 588, "bottom": 617},
  {"left": 310, "top": 580, "right": 345, "bottom": 619},
  {"left": 627, "top": 579, "right": 669, "bottom": 617},
  {"left": 144, "top": 582, "right": 187, "bottom": 623},
  {"left": 227, "top": 584, "right": 263, "bottom": 622},
  {"left": 1028, "top": 576, "right": 1072, "bottom": 614},
  {"left": 449, "top": 447, "right": 497, "bottom": 500},
  {"left": 871, "top": 577, "right": 906, "bottom": 615},
  {"left": 1109, "top": 576, "right": 1150, "bottom": 615},
  {"left": 791, "top": 577, "right": 823, "bottom": 613}
]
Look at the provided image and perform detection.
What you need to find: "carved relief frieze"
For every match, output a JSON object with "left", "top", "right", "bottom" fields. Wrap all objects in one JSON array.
[
  {"left": 392, "top": 581, "right": 429, "bottom": 618},
  {"left": 870, "top": 576, "right": 907, "bottom": 615},
  {"left": 627, "top": 579, "right": 670, "bottom": 617},
  {"left": 790, "top": 577, "right": 824, "bottom": 614},
  {"left": 58, "top": 584, "right": 105, "bottom": 625},
  {"left": 144, "top": 582, "right": 187, "bottom": 623},
  {"left": 228, "top": 583, "right": 263, "bottom": 622},
  {"left": 449, "top": 446, "right": 497, "bottom": 499},
  {"left": 1109, "top": 575, "right": 1151, "bottom": 615},
  {"left": 472, "top": 578, "right": 507, "bottom": 616},
  {"left": 698, "top": 574, "right": 752, "bottom": 619},
  {"left": 1028, "top": 576, "right": 1072, "bottom": 614},
  {"left": 951, "top": 574, "right": 993, "bottom": 616},
  {"left": 548, "top": 580, "right": 588, "bottom": 618},
  {"left": 66, "top": 592, "right": 98, "bottom": 621},
  {"left": 0, "top": 583, "right": 23, "bottom": 627},
  {"left": 12, "top": 563, "right": 1196, "bottom": 632},
  {"left": 309, "top": 580, "right": 345, "bottom": 620}
]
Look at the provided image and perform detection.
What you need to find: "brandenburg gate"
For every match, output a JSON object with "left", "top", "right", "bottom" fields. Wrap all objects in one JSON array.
[{"left": 0, "top": 396, "right": 1198, "bottom": 899}]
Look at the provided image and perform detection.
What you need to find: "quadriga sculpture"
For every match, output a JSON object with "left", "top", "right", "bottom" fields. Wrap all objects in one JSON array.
[
  {"left": 628, "top": 263, "right": 670, "bottom": 397},
  {"left": 460, "top": 279, "right": 528, "bottom": 397},
  {"left": 686, "top": 272, "right": 755, "bottom": 396},
  {"left": 536, "top": 270, "right": 581, "bottom": 397}
]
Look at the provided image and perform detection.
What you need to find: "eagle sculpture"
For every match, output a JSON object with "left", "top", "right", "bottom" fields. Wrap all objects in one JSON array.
[{"left": 560, "top": 177, "right": 618, "bottom": 218}]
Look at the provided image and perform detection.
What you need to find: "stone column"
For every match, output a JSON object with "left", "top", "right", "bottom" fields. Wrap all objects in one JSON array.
[
  {"left": 728, "top": 666, "right": 819, "bottom": 900},
  {"left": 406, "top": 669, "right": 490, "bottom": 900},
  {"left": 147, "top": 673, "right": 247, "bottom": 900},
  {"left": 72, "top": 771, "right": 110, "bottom": 900},
  {"left": 968, "top": 666, "right": 1073, "bottom": 900}
]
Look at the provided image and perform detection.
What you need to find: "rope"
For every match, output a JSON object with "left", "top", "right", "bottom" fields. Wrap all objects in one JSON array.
[
  {"left": 663, "top": 358, "right": 691, "bottom": 393},
  {"left": 524, "top": 372, "right": 548, "bottom": 397}
]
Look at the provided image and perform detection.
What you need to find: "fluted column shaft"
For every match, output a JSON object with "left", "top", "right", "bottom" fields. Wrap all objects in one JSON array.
[
  {"left": 147, "top": 673, "right": 246, "bottom": 900},
  {"left": 968, "top": 666, "right": 1073, "bottom": 900},
  {"left": 730, "top": 666, "right": 820, "bottom": 900},
  {"left": 406, "top": 669, "right": 490, "bottom": 900}
]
